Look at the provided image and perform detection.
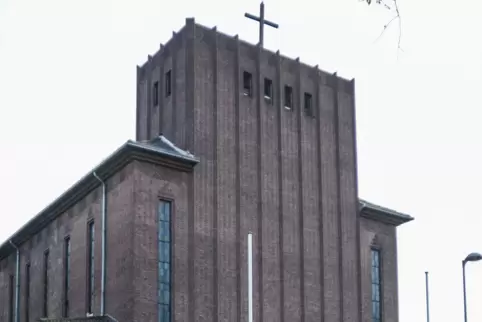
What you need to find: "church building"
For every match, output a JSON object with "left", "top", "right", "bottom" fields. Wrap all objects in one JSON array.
[{"left": 0, "top": 14, "right": 413, "bottom": 322}]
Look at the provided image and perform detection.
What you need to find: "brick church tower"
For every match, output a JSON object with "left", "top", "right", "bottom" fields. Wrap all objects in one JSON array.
[
  {"left": 0, "top": 13, "right": 413, "bottom": 322},
  {"left": 135, "top": 17, "right": 412, "bottom": 322}
]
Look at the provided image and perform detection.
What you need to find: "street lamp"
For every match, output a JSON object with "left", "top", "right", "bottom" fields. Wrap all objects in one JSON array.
[{"left": 462, "top": 252, "right": 482, "bottom": 322}]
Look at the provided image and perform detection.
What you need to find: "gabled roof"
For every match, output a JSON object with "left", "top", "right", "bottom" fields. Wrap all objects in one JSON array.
[
  {"left": 359, "top": 199, "right": 414, "bottom": 226},
  {"left": 0, "top": 136, "right": 198, "bottom": 260}
]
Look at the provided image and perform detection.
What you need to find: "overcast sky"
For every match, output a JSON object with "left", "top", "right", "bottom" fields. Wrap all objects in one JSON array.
[{"left": 1, "top": 0, "right": 481, "bottom": 321}]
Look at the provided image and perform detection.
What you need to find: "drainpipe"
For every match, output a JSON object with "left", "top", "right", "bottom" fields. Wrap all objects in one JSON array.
[
  {"left": 9, "top": 240, "right": 20, "bottom": 322},
  {"left": 93, "top": 172, "right": 106, "bottom": 315}
]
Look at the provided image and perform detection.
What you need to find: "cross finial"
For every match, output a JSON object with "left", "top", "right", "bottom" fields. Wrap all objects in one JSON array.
[{"left": 244, "top": 2, "right": 279, "bottom": 48}]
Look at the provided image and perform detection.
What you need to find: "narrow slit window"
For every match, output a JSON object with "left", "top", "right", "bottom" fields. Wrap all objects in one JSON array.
[
  {"left": 64, "top": 236, "right": 71, "bottom": 317},
  {"left": 9, "top": 274, "right": 14, "bottom": 322},
  {"left": 153, "top": 81, "right": 159, "bottom": 106},
  {"left": 243, "top": 71, "right": 253, "bottom": 97},
  {"left": 25, "top": 263, "right": 30, "bottom": 322},
  {"left": 165, "top": 70, "right": 172, "bottom": 97},
  {"left": 158, "top": 200, "right": 172, "bottom": 322},
  {"left": 371, "top": 248, "right": 382, "bottom": 322},
  {"left": 87, "top": 221, "right": 95, "bottom": 314},
  {"left": 43, "top": 250, "right": 50, "bottom": 318},
  {"left": 304, "top": 93, "right": 313, "bottom": 116},
  {"left": 284, "top": 85, "right": 293, "bottom": 109},
  {"left": 264, "top": 78, "right": 273, "bottom": 101}
]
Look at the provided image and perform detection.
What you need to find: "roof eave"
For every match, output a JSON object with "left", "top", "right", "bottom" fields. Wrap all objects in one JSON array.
[
  {"left": 0, "top": 141, "right": 198, "bottom": 260},
  {"left": 359, "top": 201, "right": 414, "bottom": 227},
  {"left": 126, "top": 140, "right": 199, "bottom": 166}
]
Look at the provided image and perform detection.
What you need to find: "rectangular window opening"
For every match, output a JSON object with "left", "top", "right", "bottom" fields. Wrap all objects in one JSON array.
[
  {"left": 264, "top": 78, "right": 273, "bottom": 101},
  {"left": 284, "top": 85, "right": 293, "bottom": 109},
  {"left": 25, "top": 263, "right": 30, "bottom": 322},
  {"left": 87, "top": 221, "right": 95, "bottom": 314},
  {"left": 304, "top": 92, "right": 313, "bottom": 116},
  {"left": 243, "top": 71, "right": 253, "bottom": 97},
  {"left": 158, "top": 200, "right": 172, "bottom": 322},
  {"left": 153, "top": 81, "right": 159, "bottom": 106},
  {"left": 371, "top": 248, "right": 382, "bottom": 322},
  {"left": 64, "top": 236, "right": 71, "bottom": 317},
  {"left": 43, "top": 250, "right": 50, "bottom": 318},
  {"left": 9, "top": 274, "right": 14, "bottom": 322},
  {"left": 165, "top": 70, "right": 172, "bottom": 97}
]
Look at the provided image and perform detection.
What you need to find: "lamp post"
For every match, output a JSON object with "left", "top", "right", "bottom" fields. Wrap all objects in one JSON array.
[{"left": 462, "top": 252, "right": 482, "bottom": 322}]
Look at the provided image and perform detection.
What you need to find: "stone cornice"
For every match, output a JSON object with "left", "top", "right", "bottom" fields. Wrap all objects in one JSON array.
[{"left": 359, "top": 199, "right": 414, "bottom": 227}]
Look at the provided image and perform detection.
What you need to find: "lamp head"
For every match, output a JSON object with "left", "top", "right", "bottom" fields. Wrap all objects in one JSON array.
[{"left": 463, "top": 252, "right": 482, "bottom": 264}]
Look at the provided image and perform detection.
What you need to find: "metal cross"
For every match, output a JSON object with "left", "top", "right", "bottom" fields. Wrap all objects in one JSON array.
[{"left": 244, "top": 2, "right": 279, "bottom": 47}]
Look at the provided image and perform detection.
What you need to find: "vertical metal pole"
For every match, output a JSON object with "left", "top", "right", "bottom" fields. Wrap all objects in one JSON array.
[
  {"left": 463, "top": 261, "right": 468, "bottom": 322},
  {"left": 259, "top": 2, "right": 265, "bottom": 47},
  {"left": 425, "top": 271, "right": 430, "bottom": 322},
  {"left": 248, "top": 233, "right": 253, "bottom": 322}
]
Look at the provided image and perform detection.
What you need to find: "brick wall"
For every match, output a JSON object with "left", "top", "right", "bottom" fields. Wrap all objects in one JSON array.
[
  {"left": 137, "top": 19, "right": 361, "bottom": 322},
  {"left": 130, "top": 161, "right": 189, "bottom": 322},
  {"left": 360, "top": 217, "right": 399, "bottom": 322},
  {"left": 0, "top": 163, "right": 138, "bottom": 322}
]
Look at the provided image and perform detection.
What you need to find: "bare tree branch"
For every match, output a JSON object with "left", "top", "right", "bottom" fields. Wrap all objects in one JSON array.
[
  {"left": 393, "top": 0, "right": 402, "bottom": 52},
  {"left": 373, "top": 15, "right": 398, "bottom": 43},
  {"left": 366, "top": 0, "right": 403, "bottom": 53}
]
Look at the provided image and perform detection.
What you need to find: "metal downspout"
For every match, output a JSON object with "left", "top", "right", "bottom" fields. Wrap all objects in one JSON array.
[
  {"left": 93, "top": 172, "right": 106, "bottom": 315},
  {"left": 9, "top": 240, "right": 20, "bottom": 322}
]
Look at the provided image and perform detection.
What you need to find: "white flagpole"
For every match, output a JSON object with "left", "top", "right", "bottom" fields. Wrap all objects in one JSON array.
[
  {"left": 425, "top": 271, "right": 430, "bottom": 322},
  {"left": 248, "top": 233, "right": 253, "bottom": 322}
]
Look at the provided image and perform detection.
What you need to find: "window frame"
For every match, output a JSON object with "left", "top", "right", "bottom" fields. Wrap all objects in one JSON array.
[
  {"left": 284, "top": 85, "right": 293, "bottom": 109},
  {"left": 264, "top": 77, "right": 273, "bottom": 102},
  {"left": 25, "top": 262, "right": 30, "bottom": 322},
  {"left": 9, "top": 274, "right": 14, "bottom": 322},
  {"left": 243, "top": 71, "right": 253, "bottom": 97},
  {"left": 86, "top": 220, "right": 95, "bottom": 314},
  {"left": 63, "top": 236, "right": 71, "bottom": 317},
  {"left": 304, "top": 92, "right": 313, "bottom": 117},
  {"left": 43, "top": 249, "right": 50, "bottom": 318},
  {"left": 165, "top": 70, "right": 172, "bottom": 97},
  {"left": 371, "top": 247, "right": 382, "bottom": 322},
  {"left": 158, "top": 199, "right": 173, "bottom": 322},
  {"left": 153, "top": 81, "right": 159, "bottom": 106}
]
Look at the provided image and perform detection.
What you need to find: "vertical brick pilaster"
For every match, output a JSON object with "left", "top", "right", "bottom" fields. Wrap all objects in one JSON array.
[
  {"left": 295, "top": 57, "right": 305, "bottom": 322},
  {"left": 275, "top": 50, "right": 285, "bottom": 322}
]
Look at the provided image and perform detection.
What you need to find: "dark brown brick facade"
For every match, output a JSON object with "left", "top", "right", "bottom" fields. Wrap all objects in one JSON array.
[
  {"left": 0, "top": 163, "right": 137, "bottom": 321},
  {"left": 137, "top": 19, "right": 361, "bottom": 322},
  {"left": 359, "top": 218, "right": 400, "bottom": 322},
  {"left": 0, "top": 18, "right": 412, "bottom": 322}
]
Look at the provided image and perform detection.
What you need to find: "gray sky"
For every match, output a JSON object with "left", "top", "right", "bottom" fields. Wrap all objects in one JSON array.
[{"left": 1, "top": 0, "right": 481, "bottom": 321}]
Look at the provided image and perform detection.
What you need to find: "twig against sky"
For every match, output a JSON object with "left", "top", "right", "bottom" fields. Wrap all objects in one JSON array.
[{"left": 369, "top": 0, "right": 403, "bottom": 54}]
